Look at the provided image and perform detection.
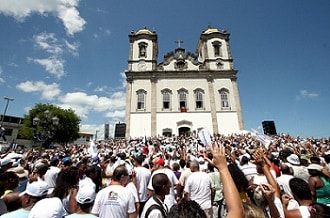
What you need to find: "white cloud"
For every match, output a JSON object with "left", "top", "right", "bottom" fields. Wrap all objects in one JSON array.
[
  {"left": 58, "top": 91, "right": 126, "bottom": 120},
  {"left": 105, "top": 110, "right": 126, "bottom": 119},
  {"left": 0, "top": 0, "right": 86, "bottom": 35},
  {"left": 64, "top": 40, "right": 79, "bottom": 56},
  {"left": 57, "top": 3, "right": 86, "bottom": 36},
  {"left": 0, "top": 66, "right": 5, "bottom": 84},
  {"left": 29, "top": 32, "right": 80, "bottom": 78},
  {"left": 93, "top": 27, "right": 111, "bottom": 39},
  {"left": 16, "top": 80, "right": 61, "bottom": 100},
  {"left": 120, "top": 71, "right": 127, "bottom": 88},
  {"left": 34, "top": 33, "right": 63, "bottom": 55},
  {"left": 94, "top": 86, "right": 107, "bottom": 92},
  {"left": 296, "top": 90, "right": 319, "bottom": 101},
  {"left": 28, "top": 57, "right": 65, "bottom": 79}
]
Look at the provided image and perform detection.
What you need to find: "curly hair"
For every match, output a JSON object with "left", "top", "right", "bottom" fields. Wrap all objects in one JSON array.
[{"left": 167, "top": 198, "right": 206, "bottom": 218}]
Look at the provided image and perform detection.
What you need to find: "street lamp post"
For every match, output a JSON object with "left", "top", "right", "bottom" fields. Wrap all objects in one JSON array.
[
  {"left": 33, "top": 110, "right": 59, "bottom": 148},
  {"left": 1, "top": 97, "right": 14, "bottom": 126}
]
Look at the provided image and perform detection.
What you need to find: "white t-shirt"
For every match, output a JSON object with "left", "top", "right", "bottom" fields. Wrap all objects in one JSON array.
[
  {"left": 29, "top": 197, "right": 66, "bottom": 218},
  {"left": 147, "top": 168, "right": 179, "bottom": 209},
  {"left": 44, "top": 166, "right": 61, "bottom": 195},
  {"left": 276, "top": 174, "right": 294, "bottom": 198},
  {"left": 184, "top": 171, "right": 215, "bottom": 210},
  {"left": 126, "top": 182, "right": 139, "bottom": 204},
  {"left": 134, "top": 166, "right": 151, "bottom": 202},
  {"left": 240, "top": 162, "right": 258, "bottom": 181},
  {"left": 91, "top": 185, "right": 136, "bottom": 218},
  {"left": 105, "top": 163, "right": 116, "bottom": 186},
  {"left": 140, "top": 196, "right": 167, "bottom": 218}
]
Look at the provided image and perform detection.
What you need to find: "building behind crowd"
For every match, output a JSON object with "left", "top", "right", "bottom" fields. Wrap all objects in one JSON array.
[
  {"left": 0, "top": 114, "right": 94, "bottom": 148},
  {"left": 125, "top": 26, "right": 244, "bottom": 138}
]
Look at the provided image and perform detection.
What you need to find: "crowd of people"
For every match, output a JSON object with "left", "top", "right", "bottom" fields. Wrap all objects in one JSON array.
[{"left": 0, "top": 132, "right": 330, "bottom": 217}]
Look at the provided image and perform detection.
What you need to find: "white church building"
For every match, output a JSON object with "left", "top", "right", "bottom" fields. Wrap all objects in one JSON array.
[{"left": 124, "top": 26, "right": 244, "bottom": 138}]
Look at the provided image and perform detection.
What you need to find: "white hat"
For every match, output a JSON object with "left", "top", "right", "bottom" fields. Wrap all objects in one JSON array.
[
  {"left": 1, "top": 158, "right": 13, "bottom": 166},
  {"left": 19, "top": 180, "right": 48, "bottom": 197},
  {"left": 307, "top": 163, "right": 323, "bottom": 172},
  {"left": 75, "top": 186, "right": 96, "bottom": 204},
  {"left": 287, "top": 154, "right": 300, "bottom": 165}
]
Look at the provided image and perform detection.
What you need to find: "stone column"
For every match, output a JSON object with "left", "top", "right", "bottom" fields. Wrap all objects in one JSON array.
[
  {"left": 125, "top": 77, "right": 133, "bottom": 138},
  {"left": 231, "top": 78, "right": 244, "bottom": 130},
  {"left": 207, "top": 76, "right": 219, "bottom": 135},
  {"left": 150, "top": 76, "right": 157, "bottom": 137}
]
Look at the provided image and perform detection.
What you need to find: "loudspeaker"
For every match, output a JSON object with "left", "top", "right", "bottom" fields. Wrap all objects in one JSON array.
[
  {"left": 104, "top": 122, "right": 109, "bottom": 141},
  {"left": 262, "top": 121, "right": 277, "bottom": 135},
  {"left": 114, "top": 123, "right": 126, "bottom": 139}
]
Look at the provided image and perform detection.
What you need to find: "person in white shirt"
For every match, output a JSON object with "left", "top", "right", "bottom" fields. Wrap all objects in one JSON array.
[
  {"left": 44, "top": 157, "right": 61, "bottom": 196},
  {"left": 184, "top": 160, "right": 215, "bottom": 218},
  {"left": 147, "top": 157, "right": 179, "bottom": 210},
  {"left": 140, "top": 173, "right": 170, "bottom": 218},
  {"left": 133, "top": 154, "right": 151, "bottom": 216},
  {"left": 91, "top": 165, "right": 136, "bottom": 218}
]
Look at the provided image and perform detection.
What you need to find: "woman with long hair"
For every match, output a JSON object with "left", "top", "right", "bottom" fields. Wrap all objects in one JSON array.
[
  {"left": 307, "top": 163, "right": 330, "bottom": 206},
  {"left": 52, "top": 166, "right": 80, "bottom": 214}
]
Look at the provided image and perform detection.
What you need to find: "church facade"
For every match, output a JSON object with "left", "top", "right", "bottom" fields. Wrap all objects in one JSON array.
[{"left": 125, "top": 26, "right": 244, "bottom": 138}]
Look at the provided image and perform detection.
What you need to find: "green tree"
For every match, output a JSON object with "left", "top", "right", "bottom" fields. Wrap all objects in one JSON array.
[{"left": 18, "top": 103, "right": 81, "bottom": 148}]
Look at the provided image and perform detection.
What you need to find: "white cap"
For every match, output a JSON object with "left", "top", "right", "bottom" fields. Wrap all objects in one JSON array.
[
  {"left": 19, "top": 180, "right": 48, "bottom": 197},
  {"left": 287, "top": 154, "right": 300, "bottom": 165},
  {"left": 75, "top": 186, "right": 96, "bottom": 204}
]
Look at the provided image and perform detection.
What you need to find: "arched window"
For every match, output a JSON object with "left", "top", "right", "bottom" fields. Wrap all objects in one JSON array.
[
  {"left": 194, "top": 88, "right": 204, "bottom": 109},
  {"left": 177, "top": 88, "right": 188, "bottom": 109},
  {"left": 212, "top": 41, "right": 222, "bottom": 57},
  {"left": 138, "top": 42, "right": 147, "bottom": 58},
  {"left": 161, "top": 88, "right": 172, "bottom": 110},
  {"left": 136, "top": 89, "right": 147, "bottom": 110},
  {"left": 219, "top": 88, "right": 230, "bottom": 110}
]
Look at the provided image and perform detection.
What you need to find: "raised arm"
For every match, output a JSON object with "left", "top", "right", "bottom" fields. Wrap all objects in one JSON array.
[{"left": 208, "top": 141, "right": 244, "bottom": 218}]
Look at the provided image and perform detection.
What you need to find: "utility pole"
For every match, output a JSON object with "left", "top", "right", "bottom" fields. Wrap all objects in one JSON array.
[{"left": 1, "top": 97, "right": 14, "bottom": 126}]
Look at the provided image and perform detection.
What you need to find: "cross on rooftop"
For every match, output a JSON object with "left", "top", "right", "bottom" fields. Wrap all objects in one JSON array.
[{"left": 175, "top": 39, "right": 183, "bottom": 48}]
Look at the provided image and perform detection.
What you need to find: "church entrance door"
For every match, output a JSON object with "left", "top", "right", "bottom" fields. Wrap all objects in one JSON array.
[{"left": 178, "top": 127, "right": 190, "bottom": 136}]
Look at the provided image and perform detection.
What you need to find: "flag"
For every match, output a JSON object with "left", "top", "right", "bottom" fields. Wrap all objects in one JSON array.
[
  {"left": 198, "top": 128, "right": 211, "bottom": 148},
  {"left": 252, "top": 129, "right": 272, "bottom": 149},
  {"left": 88, "top": 140, "right": 98, "bottom": 157}
]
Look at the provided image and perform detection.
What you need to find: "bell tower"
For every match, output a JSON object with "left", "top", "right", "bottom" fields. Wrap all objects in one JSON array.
[
  {"left": 197, "top": 26, "right": 234, "bottom": 70},
  {"left": 128, "top": 27, "right": 158, "bottom": 71}
]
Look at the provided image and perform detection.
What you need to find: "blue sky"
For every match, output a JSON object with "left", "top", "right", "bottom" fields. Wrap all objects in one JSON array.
[{"left": 0, "top": 0, "right": 329, "bottom": 139}]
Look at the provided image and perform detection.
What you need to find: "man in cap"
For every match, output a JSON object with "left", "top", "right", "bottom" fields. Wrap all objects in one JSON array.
[
  {"left": 0, "top": 180, "right": 48, "bottom": 218},
  {"left": 0, "top": 158, "right": 13, "bottom": 174},
  {"left": 286, "top": 153, "right": 309, "bottom": 183},
  {"left": 147, "top": 156, "right": 179, "bottom": 209},
  {"left": 7, "top": 166, "right": 29, "bottom": 192},
  {"left": 66, "top": 185, "right": 97, "bottom": 218}
]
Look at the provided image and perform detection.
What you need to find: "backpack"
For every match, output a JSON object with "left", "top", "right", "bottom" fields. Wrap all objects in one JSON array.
[{"left": 145, "top": 204, "right": 166, "bottom": 218}]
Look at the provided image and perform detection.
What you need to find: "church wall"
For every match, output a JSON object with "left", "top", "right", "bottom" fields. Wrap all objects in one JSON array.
[
  {"left": 213, "top": 78, "right": 237, "bottom": 111},
  {"left": 130, "top": 79, "right": 151, "bottom": 112},
  {"left": 156, "top": 78, "right": 210, "bottom": 111},
  {"left": 156, "top": 112, "right": 213, "bottom": 136},
  {"left": 130, "top": 113, "right": 151, "bottom": 137},
  {"left": 216, "top": 112, "right": 240, "bottom": 135}
]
